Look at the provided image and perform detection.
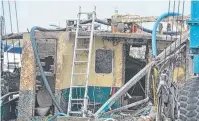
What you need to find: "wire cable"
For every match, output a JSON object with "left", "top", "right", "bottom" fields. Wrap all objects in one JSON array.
[
  {"left": 171, "top": 0, "right": 176, "bottom": 41},
  {"left": 14, "top": 1, "right": 21, "bottom": 60},
  {"left": 166, "top": 0, "right": 171, "bottom": 41},
  {"left": 175, "top": 1, "right": 181, "bottom": 49},
  {"left": 180, "top": 1, "right": 185, "bottom": 44},
  {"left": 8, "top": 0, "right": 16, "bottom": 68},
  {"left": 1, "top": 1, "right": 9, "bottom": 70}
]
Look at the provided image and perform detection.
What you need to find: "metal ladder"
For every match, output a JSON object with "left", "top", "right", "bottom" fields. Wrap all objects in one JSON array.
[{"left": 67, "top": 7, "right": 96, "bottom": 117}]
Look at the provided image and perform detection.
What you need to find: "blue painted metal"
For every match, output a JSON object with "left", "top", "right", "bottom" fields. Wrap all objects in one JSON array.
[
  {"left": 187, "top": 1, "right": 199, "bottom": 74},
  {"left": 187, "top": 1, "right": 199, "bottom": 49},
  {"left": 3, "top": 44, "right": 22, "bottom": 54},
  {"left": 152, "top": 12, "right": 180, "bottom": 57},
  {"left": 62, "top": 86, "right": 120, "bottom": 112},
  {"left": 194, "top": 55, "right": 199, "bottom": 73}
]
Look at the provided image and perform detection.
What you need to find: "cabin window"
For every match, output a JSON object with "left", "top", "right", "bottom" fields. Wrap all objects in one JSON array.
[{"left": 95, "top": 49, "right": 113, "bottom": 73}]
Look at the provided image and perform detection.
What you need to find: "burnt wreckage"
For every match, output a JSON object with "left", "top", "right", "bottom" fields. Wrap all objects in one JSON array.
[{"left": 1, "top": 2, "right": 197, "bottom": 121}]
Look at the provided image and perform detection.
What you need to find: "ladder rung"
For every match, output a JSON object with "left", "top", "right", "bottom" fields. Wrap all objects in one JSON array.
[
  {"left": 73, "top": 73, "right": 87, "bottom": 75},
  {"left": 71, "top": 85, "right": 86, "bottom": 88},
  {"left": 77, "top": 36, "right": 90, "bottom": 39},
  {"left": 86, "top": 30, "right": 98, "bottom": 32},
  {"left": 75, "top": 48, "right": 89, "bottom": 51},
  {"left": 88, "top": 103, "right": 101, "bottom": 106},
  {"left": 72, "top": 102, "right": 83, "bottom": 105},
  {"left": 71, "top": 98, "right": 84, "bottom": 101},
  {"left": 80, "top": 12, "right": 93, "bottom": 15},
  {"left": 69, "top": 111, "right": 82, "bottom": 114},
  {"left": 74, "top": 61, "right": 88, "bottom": 64}
]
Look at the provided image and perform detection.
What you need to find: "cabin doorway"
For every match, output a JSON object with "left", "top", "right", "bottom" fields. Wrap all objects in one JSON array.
[{"left": 124, "top": 44, "right": 148, "bottom": 104}]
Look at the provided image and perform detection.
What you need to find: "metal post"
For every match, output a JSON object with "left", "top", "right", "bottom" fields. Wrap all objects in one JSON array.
[
  {"left": 187, "top": 1, "right": 199, "bottom": 74},
  {"left": 0, "top": 16, "right": 4, "bottom": 121},
  {"left": 0, "top": 17, "right": 4, "bottom": 71}
]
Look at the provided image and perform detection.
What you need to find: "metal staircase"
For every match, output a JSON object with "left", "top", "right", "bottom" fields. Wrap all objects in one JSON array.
[{"left": 67, "top": 7, "right": 96, "bottom": 117}]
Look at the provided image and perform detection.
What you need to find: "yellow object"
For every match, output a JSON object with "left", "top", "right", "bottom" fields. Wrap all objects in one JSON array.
[
  {"left": 45, "top": 114, "right": 53, "bottom": 121},
  {"left": 173, "top": 66, "right": 185, "bottom": 82},
  {"left": 152, "top": 75, "right": 157, "bottom": 112},
  {"left": 153, "top": 68, "right": 159, "bottom": 79},
  {"left": 152, "top": 68, "right": 158, "bottom": 111}
]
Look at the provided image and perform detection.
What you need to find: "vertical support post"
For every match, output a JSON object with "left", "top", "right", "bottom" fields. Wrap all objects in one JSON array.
[
  {"left": 0, "top": 16, "right": 4, "bottom": 121},
  {"left": 0, "top": 17, "right": 4, "bottom": 72},
  {"left": 187, "top": 1, "right": 199, "bottom": 74},
  {"left": 194, "top": 55, "right": 199, "bottom": 73},
  {"left": 17, "top": 33, "right": 36, "bottom": 120}
]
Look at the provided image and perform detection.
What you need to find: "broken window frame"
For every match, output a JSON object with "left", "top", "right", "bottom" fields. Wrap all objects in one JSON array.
[{"left": 95, "top": 48, "right": 113, "bottom": 74}]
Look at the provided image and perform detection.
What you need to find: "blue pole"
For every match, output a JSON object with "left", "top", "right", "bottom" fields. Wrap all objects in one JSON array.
[
  {"left": 187, "top": 1, "right": 199, "bottom": 74},
  {"left": 152, "top": 12, "right": 180, "bottom": 57}
]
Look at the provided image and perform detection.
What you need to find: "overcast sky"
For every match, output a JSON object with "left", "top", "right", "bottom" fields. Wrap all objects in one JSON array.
[{"left": 1, "top": 0, "right": 190, "bottom": 33}]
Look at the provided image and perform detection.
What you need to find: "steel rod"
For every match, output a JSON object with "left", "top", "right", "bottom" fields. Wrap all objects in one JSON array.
[{"left": 102, "top": 97, "right": 149, "bottom": 115}]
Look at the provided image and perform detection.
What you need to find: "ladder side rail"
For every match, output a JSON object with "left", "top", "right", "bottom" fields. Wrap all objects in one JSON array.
[
  {"left": 83, "top": 10, "right": 96, "bottom": 116},
  {"left": 67, "top": 8, "right": 81, "bottom": 114}
]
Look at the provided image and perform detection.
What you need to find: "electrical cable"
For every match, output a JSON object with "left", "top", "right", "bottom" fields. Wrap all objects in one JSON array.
[
  {"left": 175, "top": 1, "right": 180, "bottom": 50},
  {"left": 180, "top": 1, "right": 185, "bottom": 44},
  {"left": 1, "top": 1, "right": 9, "bottom": 70},
  {"left": 14, "top": 1, "right": 21, "bottom": 60},
  {"left": 166, "top": 0, "right": 171, "bottom": 41},
  {"left": 171, "top": 0, "right": 176, "bottom": 41}
]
